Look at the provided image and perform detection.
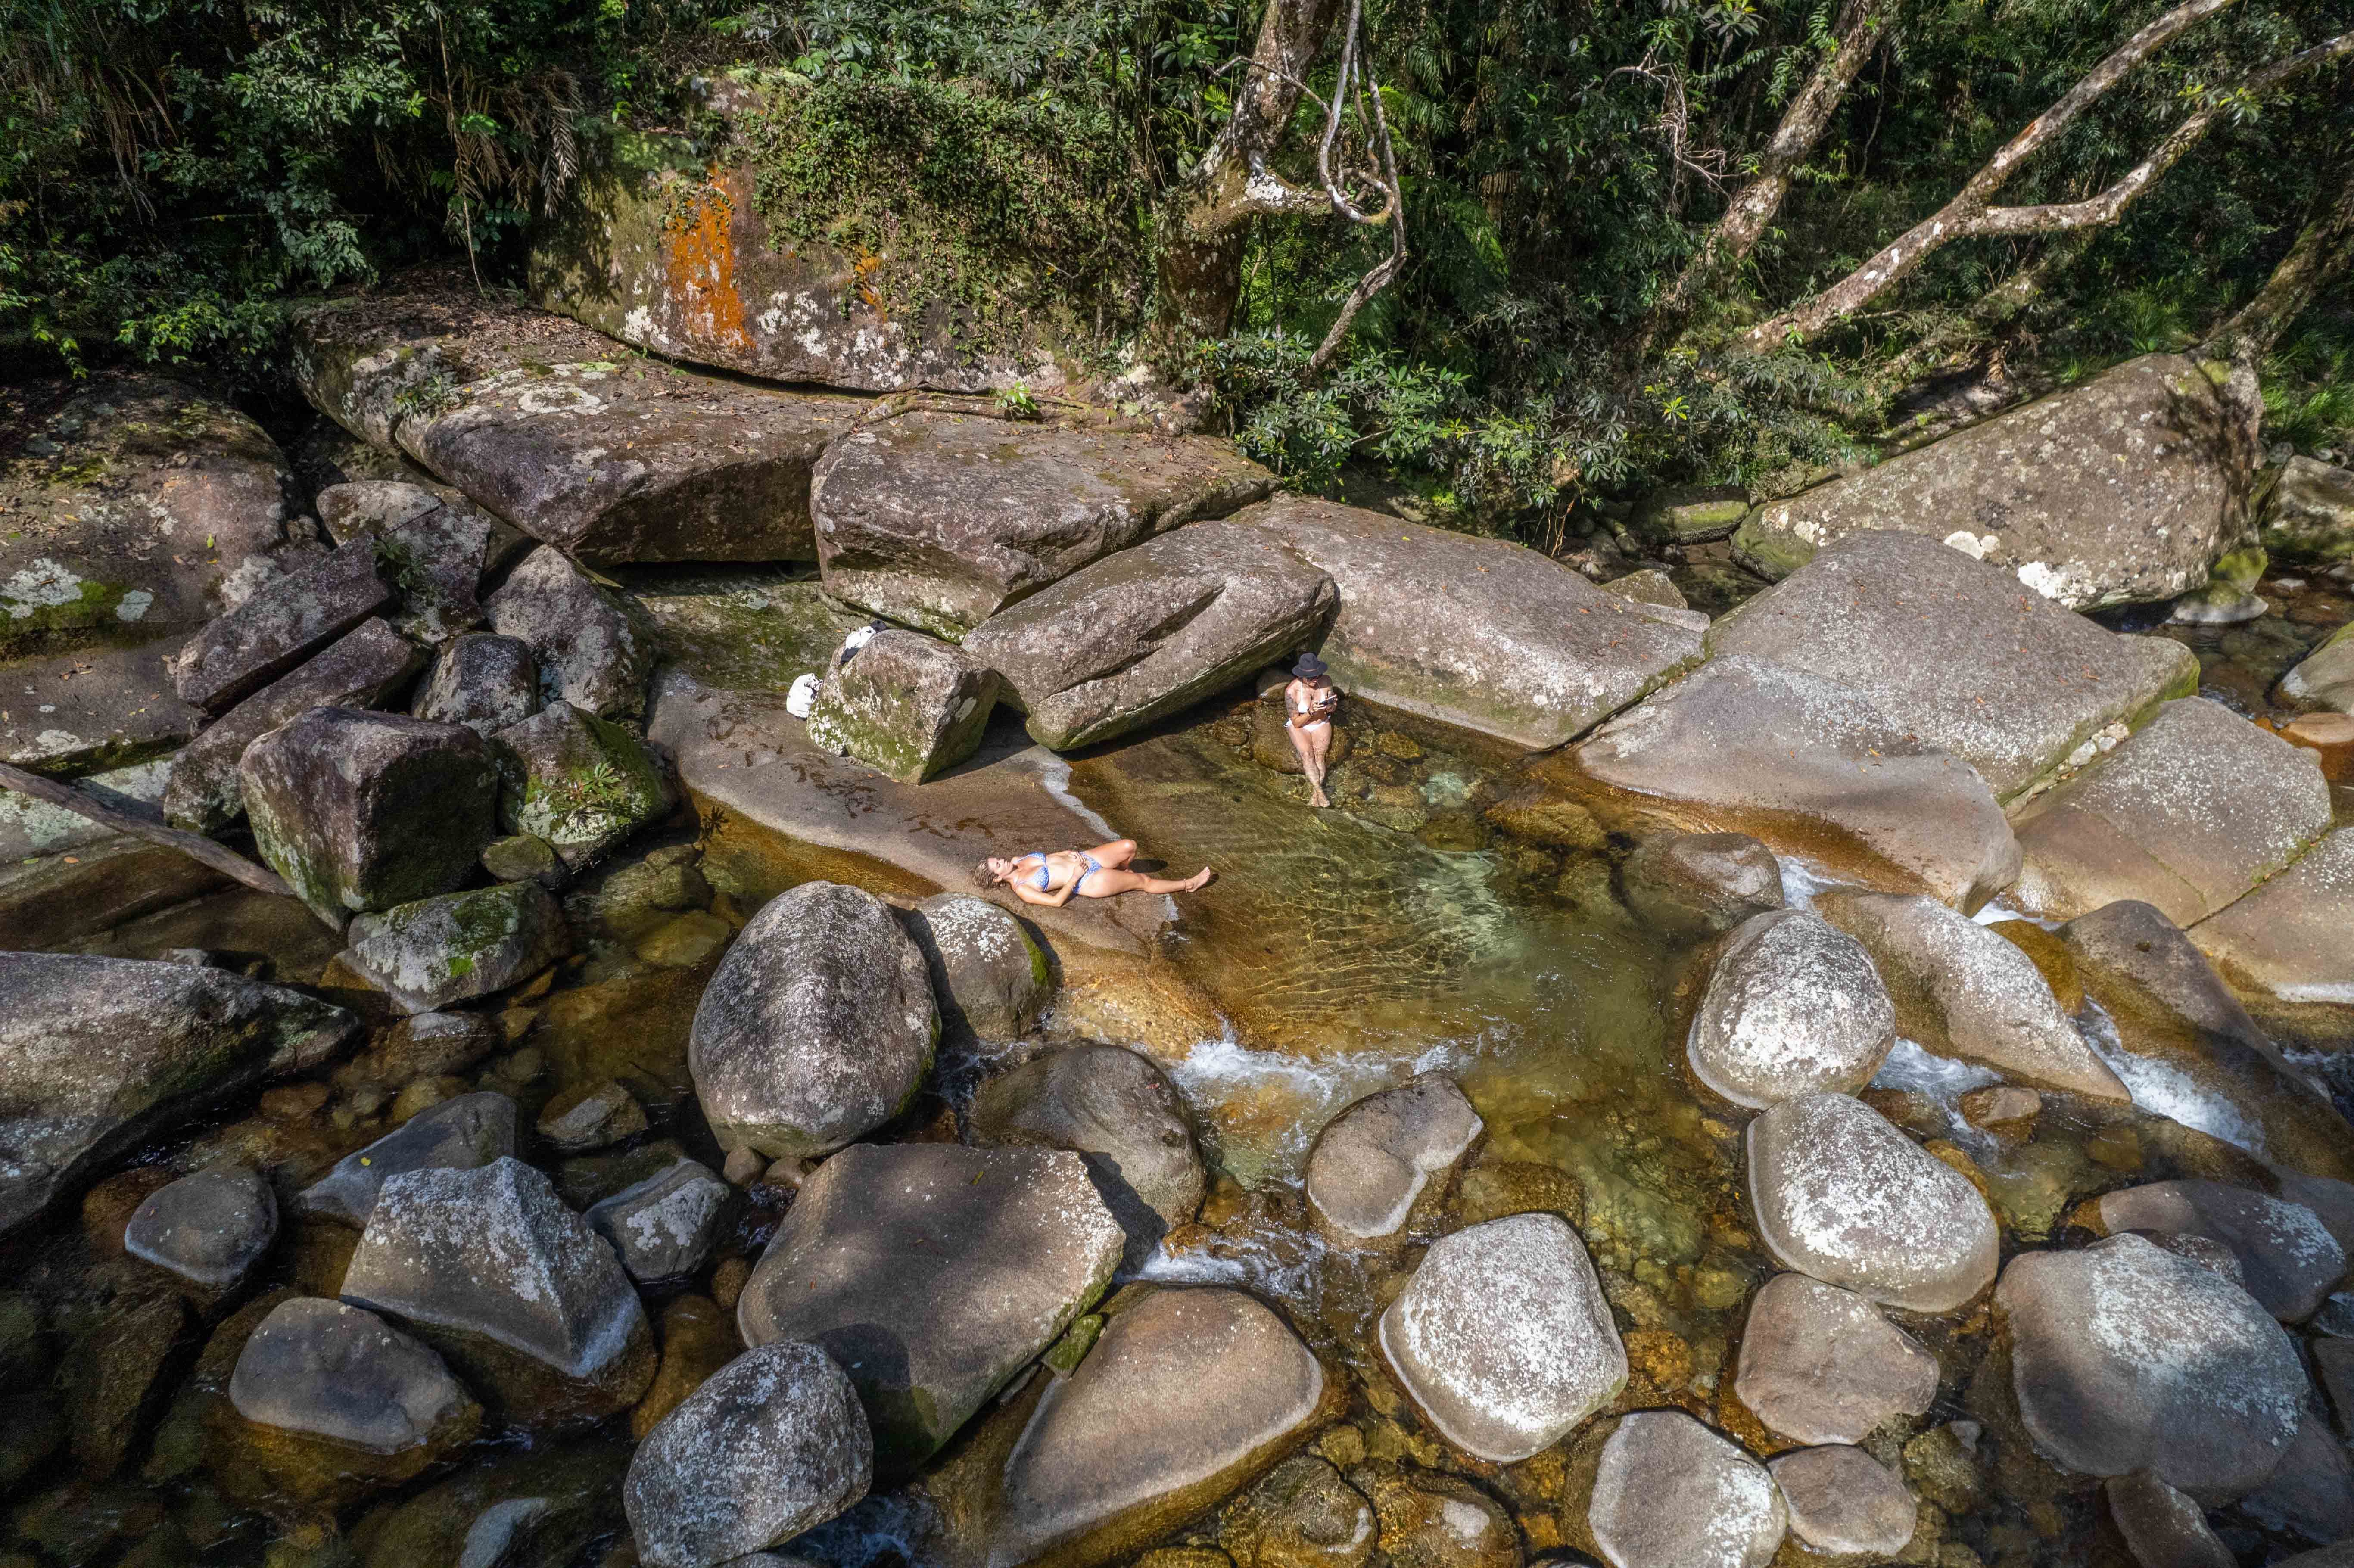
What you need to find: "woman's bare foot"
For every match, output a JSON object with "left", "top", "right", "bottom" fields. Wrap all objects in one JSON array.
[
  {"left": 1309, "top": 786, "right": 1331, "bottom": 808},
  {"left": 1184, "top": 867, "right": 1216, "bottom": 891}
]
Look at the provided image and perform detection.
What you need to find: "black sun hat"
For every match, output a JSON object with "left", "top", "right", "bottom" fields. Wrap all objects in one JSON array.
[{"left": 1292, "top": 652, "right": 1329, "bottom": 679}]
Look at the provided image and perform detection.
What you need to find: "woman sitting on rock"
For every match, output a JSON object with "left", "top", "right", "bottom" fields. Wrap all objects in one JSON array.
[
  {"left": 974, "top": 839, "right": 1213, "bottom": 906},
  {"left": 1284, "top": 652, "right": 1342, "bottom": 808}
]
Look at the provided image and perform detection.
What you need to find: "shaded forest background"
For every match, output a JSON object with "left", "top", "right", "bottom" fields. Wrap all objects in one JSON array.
[{"left": 4, "top": 0, "right": 2351, "bottom": 538}]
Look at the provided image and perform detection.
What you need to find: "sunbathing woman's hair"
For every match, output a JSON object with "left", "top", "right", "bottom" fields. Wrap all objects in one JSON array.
[{"left": 972, "top": 859, "right": 1001, "bottom": 890}]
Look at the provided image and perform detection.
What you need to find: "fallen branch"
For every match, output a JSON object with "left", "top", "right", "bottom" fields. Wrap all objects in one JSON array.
[{"left": 0, "top": 759, "right": 295, "bottom": 899}]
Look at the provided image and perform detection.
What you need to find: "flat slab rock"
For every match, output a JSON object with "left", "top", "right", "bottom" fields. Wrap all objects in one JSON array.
[
  {"left": 0, "top": 374, "right": 300, "bottom": 662},
  {"left": 1305, "top": 1073, "right": 1485, "bottom": 1248},
  {"left": 1562, "top": 654, "right": 2021, "bottom": 908},
  {"left": 1734, "top": 354, "right": 2238, "bottom": 609},
  {"left": 1588, "top": 1409, "right": 1787, "bottom": 1568},
  {"left": 1705, "top": 529, "right": 2198, "bottom": 801},
  {"left": 2190, "top": 826, "right": 2354, "bottom": 1007},
  {"left": 987, "top": 1286, "right": 1332, "bottom": 1568},
  {"left": 735, "top": 1142, "right": 1124, "bottom": 1472},
  {"left": 2095, "top": 1179, "right": 2348, "bottom": 1322},
  {"left": 1998, "top": 1233, "right": 2304, "bottom": 1501},
  {"left": 1686, "top": 909, "right": 1894, "bottom": 1109},
  {"left": 1747, "top": 1091, "right": 1998, "bottom": 1313},
  {"left": 168, "top": 540, "right": 392, "bottom": 712},
  {"left": 291, "top": 290, "right": 866, "bottom": 563},
  {"left": 1378, "top": 1212, "right": 1626, "bottom": 1462},
  {"left": 962, "top": 520, "right": 1335, "bottom": 752},
  {"left": 1242, "top": 495, "right": 1707, "bottom": 750},
  {"left": 1734, "top": 1272, "right": 1937, "bottom": 1444},
  {"left": 2013, "top": 697, "right": 2333, "bottom": 925},
  {"left": 812, "top": 408, "right": 1274, "bottom": 638},
  {"left": 1, "top": 640, "right": 205, "bottom": 777}
]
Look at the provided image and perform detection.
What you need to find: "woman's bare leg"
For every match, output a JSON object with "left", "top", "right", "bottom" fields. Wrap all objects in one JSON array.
[
  {"left": 1290, "top": 722, "right": 1332, "bottom": 807},
  {"left": 1088, "top": 838, "right": 1140, "bottom": 869},
  {"left": 1076, "top": 866, "right": 1213, "bottom": 897}
]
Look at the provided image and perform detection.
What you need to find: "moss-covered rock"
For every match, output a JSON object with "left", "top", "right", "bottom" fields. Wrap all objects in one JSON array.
[
  {"left": 340, "top": 883, "right": 570, "bottom": 1014},
  {"left": 806, "top": 628, "right": 998, "bottom": 783},
  {"left": 494, "top": 701, "right": 673, "bottom": 868}
]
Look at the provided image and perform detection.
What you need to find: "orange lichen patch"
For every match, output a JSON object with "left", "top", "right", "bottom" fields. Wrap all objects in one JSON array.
[
  {"left": 663, "top": 168, "right": 750, "bottom": 352},
  {"left": 851, "top": 246, "right": 888, "bottom": 319}
]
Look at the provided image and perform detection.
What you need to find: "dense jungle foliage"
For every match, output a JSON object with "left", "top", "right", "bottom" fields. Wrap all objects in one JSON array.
[{"left": 4, "top": 0, "right": 2351, "bottom": 534}]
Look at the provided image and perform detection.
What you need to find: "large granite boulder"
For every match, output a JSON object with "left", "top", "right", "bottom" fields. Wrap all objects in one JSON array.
[
  {"left": 316, "top": 479, "right": 530, "bottom": 643},
  {"left": 1815, "top": 890, "right": 2127, "bottom": 1100},
  {"left": 2279, "top": 622, "right": 2354, "bottom": 715},
  {"left": 1734, "top": 355, "right": 2238, "bottom": 608},
  {"left": 296, "top": 1091, "right": 518, "bottom": 1227},
  {"left": 124, "top": 1166, "right": 278, "bottom": 1292},
  {"left": 1686, "top": 909, "right": 1895, "bottom": 1109},
  {"left": 169, "top": 541, "right": 392, "bottom": 712},
  {"left": 0, "top": 953, "right": 357, "bottom": 1237},
  {"left": 2262, "top": 456, "right": 2354, "bottom": 564},
  {"left": 812, "top": 409, "right": 1272, "bottom": 638},
  {"left": 902, "top": 893, "right": 1052, "bottom": 1044},
  {"left": 1588, "top": 1410, "right": 1787, "bottom": 1568},
  {"left": 339, "top": 882, "right": 570, "bottom": 1014},
  {"left": 734, "top": 1142, "right": 1124, "bottom": 1471},
  {"left": 2062, "top": 899, "right": 2354, "bottom": 1180},
  {"left": 2190, "top": 827, "right": 2354, "bottom": 1009},
  {"left": 1768, "top": 1444, "right": 1916, "bottom": 1558},
  {"left": 484, "top": 546, "right": 653, "bottom": 720},
  {"left": 805, "top": 628, "right": 1000, "bottom": 783},
  {"left": 2094, "top": 1180, "right": 2347, "bottom": 1322},
  {"left": 529, "top": 125, "right": 1093, "bottom": 396},
  {"left": 1619, "top": 831, "right": 1785, "bottom": 939},
  {"left": 351, "top": 1444, "right": 630, "bottom": 1568},
  {"left": 1706, "top": 530, "right": 2198, "bottom": 800},
  {"left": 1304, "top": 1073, "right": 1484, "bottom": 1249},
  {"left": 412, "top": 632, "right": 539, "bottom": 737},
  {"left": 967, "top": 1045, "right": 1205, "bottom": 1272},
  {"left": 492, "top": 701, "right": 673, "bottom": 869},
  {"left": 1997, "top": 1234, "right": 2304, "bottom": 1500},
  {"left": 1244, "top": 495, "right": 1707, "bottom": 749},
  {"left": 1560, "top": 656, "right": 2021, "bottom": 908},
  {"left": 962, "top": 522, "right": 1335, "bottom": 750},
  {"left": 1747, "top": 1092, "right": 1999, "bottom": 1313},
  {"left": 624, "top": 1340, "right": 872, "bottom": 1568},
  {"left": 240, "top": 706, "right": 500, "bottom": 927},
  {"left": 1378, "top": 1213, "right": 1625, "bottom": 1462},
  {"left": 688, "top": 880, "right": 937, "bottom": 1159},
  {"left": 2013, "top": 698, "right": 2333, "bottom": 924},
  {"left": 1733, "top": 1273, "right": 1937, "bottom": 1444},
  {"left": 163, "top": 618, "right": 427, "bottom": 833},
  {"left": 0, "top": 374, "right": 301, "bottom": 661},
  {"left": 291, "top": 291, "right": 865, "bottom": 563},
  {"left": 224, "top": 1297, "right": 482, "bottom": 1505},
  {"left": 988, "top": 1286, "right": 1334, "bottom": 1568},
  {"left": 340, "top": 1156, "right": 657, "bottom": 1425}
]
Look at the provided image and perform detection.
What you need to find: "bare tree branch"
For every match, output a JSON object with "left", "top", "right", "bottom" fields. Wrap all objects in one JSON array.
[{"left": 1307, "top": 0, "right": 1408, "bottom": 378}]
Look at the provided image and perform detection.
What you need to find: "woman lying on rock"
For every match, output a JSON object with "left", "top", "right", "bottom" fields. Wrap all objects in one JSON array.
[{"left": 975, "top": 839, "right": 1214, "bottom": 905}]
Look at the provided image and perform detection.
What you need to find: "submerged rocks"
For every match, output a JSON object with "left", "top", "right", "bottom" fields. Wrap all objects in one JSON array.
[
  {"left": 492, "top": 701, "right": 673, "bottom": 869},
  {"left": 339, "top": 882, "right": 569, "bottom": 1013},
  {"left": 2013, "top": 697, "right": 2333, "bottom": 924},
  {"left": 813, "top": 409, "right": 1273, "bottom": 638},
  {"left": 1219, "top": 1454, "right": 1376, "bottom": 1568},
  {"left": 1747, "top": 1092, "right": 1999, "bottom": 1312},
  {"left": 1305, "top": 1073, "right": 1484, "bottom": 1249},
  {"left": 297, "top": 1091, "right": 518, "bottom": 1226},
  {"left": 1565, "top": 655, "right": 2021, "bottom": 908},
  {"left": 1247, "top": 495, "right": 1706, "bottom": 749},
  {"left": 2095, "top": 1180, "right": 2347, "bottom": 1322},
  {"left": 963, "top": 521, "right": 1335, "bottom": 751},
  {"left": 1706, "top": 530, "right": 2197, "bottom": 800},
  {"left": 485, "top": 546, "right": 652, "bottom": 720},
  {"left": 340, "top": 1156, "right": 656, "bottom": 1425},
  {"left": 1815, "top": 890, "right": 2127, "bottom": 1100},
  {"left": 1734, "top": 354, "right": 2237, "bottom": 608},
  {"left": 1588, "top": 1410, "right": 1787, "bottom": 1568},
  {"left": 225, "top": 1297, "right": 481, "bottom": 1502},
  {"left": 805, "top": 628, "right": 999, "bottom": 783},
  {"left": 124, "top": 1167, "right": 278, "bottom": 1291},
  {"left": 585, "top": 1157, "right": 731, "bottom": 1283},
  {"left": 168, "top": 541, "right": 392, "bottom": 713},
  {"left": 240, "top": 706, "right": 501, "bottom": 927},
  {"left": 688, "top": 880, "right": 937, "bottom": 1159},
  {"left": 2104, "top": 1470, "right": 2236, "bottom": 1568},
  {"left": 903, "top": 892, "right": 1052, "bottom": 1043},
  {"left": 736, "top": 1142, "right": 1123, "bottom": 1470},
  {"left": 1998, "top": 1233, "right": 2304, "bottom": 1500},
  {"left": 1619, "top": 832, "right": 1785, "bottom": 939},
  {"left": 1379, "top": 1213, "right": 1626, "bottom": 1462},
  {"left": 990, "top": 1286, "right": 1333, "bottom": 1568},
  {"left": 1686, "top": 910, "right": 1895, "bottom": 1109},
  {"left": 1732, "top": 1273, "right": 1939, "bottom": 1444},
  {"left": 0, "top": 953, "right": 357, "bottom": 1236},
  {"left": 624, "top": 1340, "right": 872, "bottom": 1568},
  {"left": 967, "top": 1045, "right": 1205, "bottom": 1272},
  {"left": 1768, "top": 1444, "right": 1916, "bottom": 1558}
]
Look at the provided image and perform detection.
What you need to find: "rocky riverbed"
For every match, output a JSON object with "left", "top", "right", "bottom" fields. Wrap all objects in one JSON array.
[{"left": 3, "top": 286, "right": 2354, "bottom": 1568}]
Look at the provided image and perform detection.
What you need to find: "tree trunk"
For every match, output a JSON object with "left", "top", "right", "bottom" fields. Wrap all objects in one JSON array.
[
  {"left": 1157, "top": 0, "right": 1347, "bottom": 341},
  {"left": 2205, "top": 156, "right": 2354, "bottom": 362},
  {"left": 1638, "top": 0, "right": 1898, "bottom": 358}
]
